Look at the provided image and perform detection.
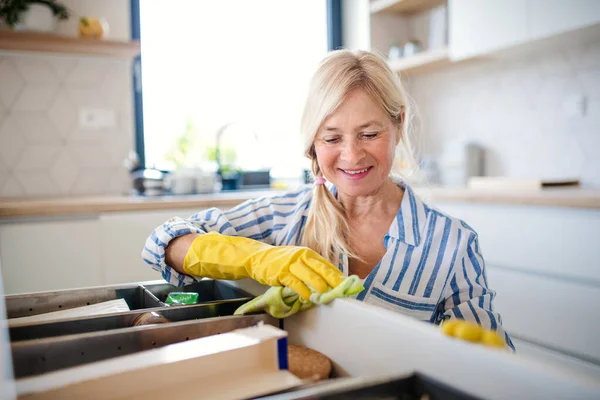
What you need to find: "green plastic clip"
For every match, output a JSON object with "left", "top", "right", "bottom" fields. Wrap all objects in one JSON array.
[{"left": 165, "top": 292, "right": 199, "bottom": 305}]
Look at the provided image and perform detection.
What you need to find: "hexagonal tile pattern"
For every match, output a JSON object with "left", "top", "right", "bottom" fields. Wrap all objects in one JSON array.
[
  {"left": 580, "top": 39, "right": 600, "bottom": 71},
  {"left": 50, "top": 150, "right": 79, "bottom": 194},
  {"left": 67, "top": 143, "right": 111, "bottom": 168},
  {"left": 14, "top": 145, "right": 61, "bottom": 172},
  {"left": 0, "top": 103, "right": 6, "bottom": 125},
  {"left": 538, "top": 50, "right": 575, "bottom": 78},
  {"left": 70, "top": 168, "right": 112, "bottom": 196},
  {"left": 0, "top": 158, "right": 9, "bottom": 192},
  {"left": 0, "top": 115, "right": 27, "bottom": 168},
  {"left": 12, "top": 84, "right": 59, "bottom": 112},
  {"left": 101, "top": 64, "right": 132, "bottom": 108},
  {"left": 13, "top": 112, "right": 62, "bottom": 145},
  {"left": 575, "top": 70, "right": 600, "bottom": 101},
  {"left": 65, "top": 60, "right": 110, "bottom": 88},
  {"left": 101, "top": 131, "right": 133, "bottom": 165},
  {"left": 13, "top": 170, "right": 57, "bottom": 196},
  {"left": 106, "top": 167, "right": 131, "bottom": 195},
  {"left": 47, "top": 57, "right": 78, "bottom": 83},
  {"left": 48, "top": 89, "right": 78, "bottom": 139},
  {"left": 411, "top": 38, "right": 600, "bottom": 187},
  {"left": 1, "top": 174, "right": 25, "bottom": 197},
  {"left": 0, "top": 59, "right": 25, "bottom": 109},
  {"left": 14, "top": 59, "right": 58, "bottom": 85},
  {"left": 66, "top": 87, "right": 107, "bottom": 109},
  {"left": 0, "top": 53, "right": 137, "bottom": 197}
]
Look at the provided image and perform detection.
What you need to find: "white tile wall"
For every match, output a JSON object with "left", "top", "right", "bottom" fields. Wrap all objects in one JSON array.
[
  {"left": 408, "top": 35, "right": 600, "bottom": 187},
  {"left": 0, "top": 54, "right": 134, "bottom": 197}
]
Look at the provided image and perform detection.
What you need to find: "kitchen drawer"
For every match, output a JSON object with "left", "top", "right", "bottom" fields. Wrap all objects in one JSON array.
[
  {"left": 433, "top": 202, "right": 600, "bottom": 284},
  {"left": 487, "top": 266, "right": 600, "bottom": 363},
  {"left": 12, "top": 314, "right": 276, "bottom": 379}
]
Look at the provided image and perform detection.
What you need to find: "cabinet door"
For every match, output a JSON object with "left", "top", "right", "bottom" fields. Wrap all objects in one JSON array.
[
  {"left": 511, "top": 338, "right": 600, "bottom": 382},
  {"left": 448, "top": 0, "right": 528, "bottom": 60},
  {"left": 0, "top": 217, "right": 103, "bottom": 294},
  {"left": 99, "top": 208, "right": 201, "bottom": 286},
  {"left": 488, "top": 266, "right": 600, "bottom": 363},
  {"left": 529, "top": 0, "right": 600, "bottom": 40},
  {"left": 433, "top": 202, "right": 600, "bottom": 283}
]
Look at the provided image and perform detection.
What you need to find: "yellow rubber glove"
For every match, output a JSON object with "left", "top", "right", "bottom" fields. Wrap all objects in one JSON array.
[
  {"left": 182, "top": 232, "right": 345, "bottom": 300},
  {"left": 441, "top": 319, "right": 506, "bottom": 349},
  {"left": 234, "top": 275, "right": 364, "bottom": 318}
]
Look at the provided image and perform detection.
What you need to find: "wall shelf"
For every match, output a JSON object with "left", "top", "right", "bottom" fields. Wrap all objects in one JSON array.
[
  {"left": 0, "top": 30, "right": 140, "bottom": 58},
  {"left": 370, "top": 0, "right": 445, "bottom": 15},
  {"left": 388, "top": 47, "right": 450, "bottom": 75}
]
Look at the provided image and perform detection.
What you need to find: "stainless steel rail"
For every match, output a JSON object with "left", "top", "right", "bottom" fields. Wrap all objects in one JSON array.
[{"left": 12, "top": 313, "right": 278, "bottom": 378}]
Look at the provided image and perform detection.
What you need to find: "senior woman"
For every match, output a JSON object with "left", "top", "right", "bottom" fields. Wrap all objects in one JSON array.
[{"left": 143, "top": 49, "right": 514, "bottom": 349}]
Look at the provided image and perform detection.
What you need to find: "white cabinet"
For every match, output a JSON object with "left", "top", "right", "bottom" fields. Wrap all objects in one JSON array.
[
  {"left": 0, "top": 207, "right": 204, "bottom": 294},
  {"left": 432, "top": 201, "right": 600, "bottom": 368},
  {"left": 449, "top": 0, "right": 600, "bottom": 61},
  {"left": 99, "top": 208, "right": 200, "bottom": 286},
  {"left": 0, "top": 217, "right": 103, "bottom": 294},
  {"left": 488, "top": 266, "right": 600, "bottom": 363},
  {"left": 448, "top": 0, "right": 528, "bottom": 60},
  {"left": 529, "top": 0, "right": 600, "bottom": 41}
]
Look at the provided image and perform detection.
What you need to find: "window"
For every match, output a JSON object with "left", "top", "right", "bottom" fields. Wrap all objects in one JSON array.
[{"left": 137, "top": 0, "right": 332, "bottom": 184}]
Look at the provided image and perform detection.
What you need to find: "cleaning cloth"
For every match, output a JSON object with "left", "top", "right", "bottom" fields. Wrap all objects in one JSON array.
[{"left": 234, "top": 275, "right": 364, "bottom": 318}]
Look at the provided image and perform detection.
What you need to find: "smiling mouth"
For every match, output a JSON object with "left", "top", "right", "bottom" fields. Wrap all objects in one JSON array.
[{"left": 340, "top": 167, "right": 371, "bottom": 175}]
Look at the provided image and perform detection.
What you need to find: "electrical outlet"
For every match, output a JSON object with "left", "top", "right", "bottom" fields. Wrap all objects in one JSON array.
[{"left": 78, "top": 108, "right": 117, "bottom": 130}]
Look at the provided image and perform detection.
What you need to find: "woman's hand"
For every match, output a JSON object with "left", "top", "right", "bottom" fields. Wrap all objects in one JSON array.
[
  {"left": 182, "top": 232, "right": 345, "bottom": 300},
  {"left": 165, "top": 233, "right": 201, "bottom": 274}
]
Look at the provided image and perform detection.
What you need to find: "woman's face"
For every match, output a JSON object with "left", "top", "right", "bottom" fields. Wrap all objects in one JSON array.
[{"left": 314, "top": 88, "right": 400, "bottom": 198}]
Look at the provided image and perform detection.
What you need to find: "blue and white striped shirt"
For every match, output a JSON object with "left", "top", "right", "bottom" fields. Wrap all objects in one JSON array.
[{"left": 142, "top": 182, "right": 514, "bottom": 350}]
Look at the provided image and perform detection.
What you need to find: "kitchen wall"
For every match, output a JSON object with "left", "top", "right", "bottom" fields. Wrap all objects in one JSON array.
[
  {"left": 0, "top": 0, "right": 134, "bottom": 197},
  {"left": 408, "top": 32, "right": 600, "bottom": 187}
]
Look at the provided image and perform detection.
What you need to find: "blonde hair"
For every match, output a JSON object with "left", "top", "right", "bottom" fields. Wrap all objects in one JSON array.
[{"left": 299, "top": 49, "right": 418, "bottom": 264}]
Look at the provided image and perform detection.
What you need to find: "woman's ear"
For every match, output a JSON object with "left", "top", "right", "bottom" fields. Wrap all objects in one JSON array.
[{"left": 395, "top": 112, "right": 404, "bottom": 145}]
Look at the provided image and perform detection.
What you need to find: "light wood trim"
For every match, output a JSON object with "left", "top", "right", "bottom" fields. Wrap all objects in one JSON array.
[
  {"left": 370, "top": 0, "right": 446, "bottom": 15},
  {"left": 415, "top": 187, "right": 600, "bottom": 210},
  {"left": 388, "top": 47, "right": 450, "bottom": 74},
  {"left": 0, "top": 191, "right": 278, "bottom": 219},
  {"left": 2, "top": 188, "right": 600, "bottom": 219},
  {"left": 0, "top": 30, "right": 140, "bottom": 58}
]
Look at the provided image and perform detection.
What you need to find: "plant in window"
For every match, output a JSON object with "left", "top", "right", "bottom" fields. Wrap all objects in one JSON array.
[
  {"left": 164, "top": 118, "right": 202, "bottom": 169},
  {"left": 0, "top": 0, "right": 69, "bottom": 28}
]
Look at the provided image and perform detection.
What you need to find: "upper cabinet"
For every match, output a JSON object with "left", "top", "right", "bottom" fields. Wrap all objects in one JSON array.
[
  {"left": 528, "top": 0, "right": 600, "bottom": 40},
  {"left": 448, "top": 0, "right": 527, "bottom": 61},
  {"left": 449, "top": 0, "right": 600, "bottom": 61}
]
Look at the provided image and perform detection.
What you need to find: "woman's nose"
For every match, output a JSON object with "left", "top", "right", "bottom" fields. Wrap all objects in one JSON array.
[{"left": 340, "top": 140, "right": 365, "bottom": 164}]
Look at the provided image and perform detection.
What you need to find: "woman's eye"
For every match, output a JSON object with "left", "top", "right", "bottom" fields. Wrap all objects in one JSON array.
[
  {"left": 361, "top": 132, "right": 379, "bottom": 139},
  {"left": 323, "top": 137, "right": 339, "bottom": 144}
]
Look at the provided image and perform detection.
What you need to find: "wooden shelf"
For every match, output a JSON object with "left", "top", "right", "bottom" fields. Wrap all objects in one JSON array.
[
  {"left": 0, "top": 30, "right": 140, "bottom": 58},
  {"left": 370, "top": 0, "right": 445, "bottom": 15},
  {"left": 388, "top": 47, "right": 450, "bottom": 74}
]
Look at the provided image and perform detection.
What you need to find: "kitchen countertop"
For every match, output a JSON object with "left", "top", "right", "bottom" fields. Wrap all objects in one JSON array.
[
  {"left": 0, "top": 190, "right": 279, "bottom": 219},
  {"left": 1, "top": 187, "right": 599, "bottom": 219},
  {"left": 416, "top": 186, "right": 600, "bottom": 209}
]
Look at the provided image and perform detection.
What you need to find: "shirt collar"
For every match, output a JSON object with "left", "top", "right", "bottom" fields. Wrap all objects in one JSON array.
[
  {"left": 328, "top": 181, "right": 428, "bottom": 247},
  {"left": 386, "top": 183, "right": 428, "bottom": 247}
]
